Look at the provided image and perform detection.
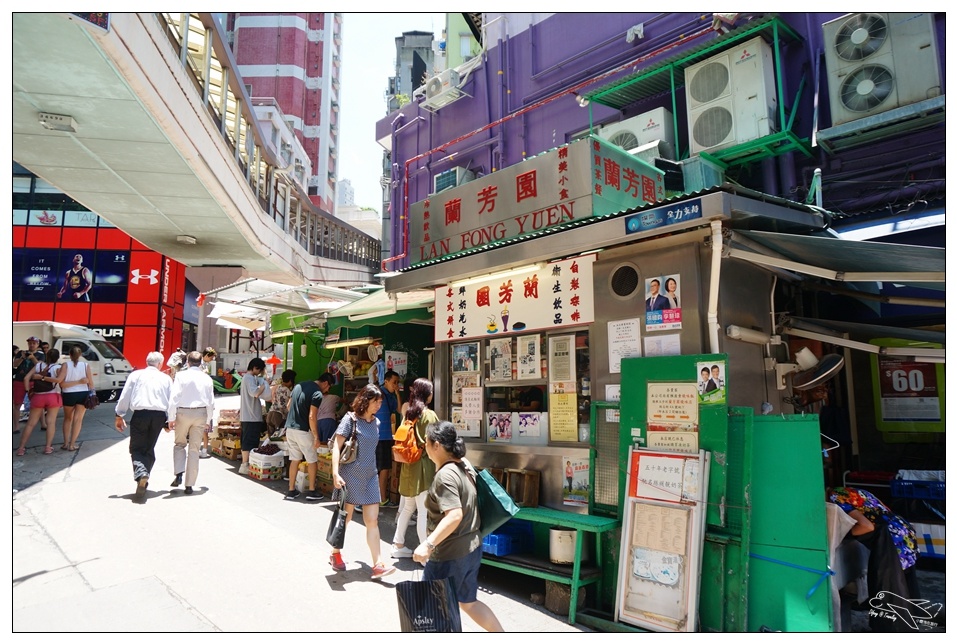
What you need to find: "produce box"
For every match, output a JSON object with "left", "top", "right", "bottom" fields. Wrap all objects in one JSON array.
[
  {"left": 223, "top": 446, "right": 242, "bottom": 461},
  {"left": 250, "top": 451, "right": 284, "bottom": 469},
  {"left": 249, "top": 462, "right": 284, "bottom": 481},
  {"left": 219, "top": 409, "right": 240, "bottom": 421},
  {"left": 222, "top": 438, "right": 241, "bottom": 450},
  {"left": 210, "top": 439, "right": 224, "bottom": 456},
  {"left": 317, "top": 458, "right": 332, "bottom": 477}
]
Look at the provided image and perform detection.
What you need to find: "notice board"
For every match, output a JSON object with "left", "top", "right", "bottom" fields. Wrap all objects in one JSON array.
[{"left": 616, "top": 447, "right": 710, "bottom": 632}]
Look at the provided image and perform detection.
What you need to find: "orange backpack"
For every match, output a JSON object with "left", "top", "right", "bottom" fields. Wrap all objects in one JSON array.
[{"left": 392, "top": 417, "right": 423, "bottom": 464}]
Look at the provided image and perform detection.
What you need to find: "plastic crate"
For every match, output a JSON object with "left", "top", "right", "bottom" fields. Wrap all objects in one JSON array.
[
  {"left": 496, "top": 519, "right": 534, "bottom": 554},
  {"left": 482, "top": 533, "right": 513, "bottom": 556},
  {"left": 890, "top": 479, "right": 945, "bottom": 500}
]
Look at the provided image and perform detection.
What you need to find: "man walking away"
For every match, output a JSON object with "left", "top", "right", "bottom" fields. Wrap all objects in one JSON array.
[
  {"left": 114, "top": 351, "right": 172, "bottom": 500},
  {"left": 166, "top": 351, "right": 215, "bottom": 494},
  {"left": 238, "top": 357, "right": 267, "bottom": 476},
  {"left": 282, "top": 375, "right": 326, "bottom": 501}
]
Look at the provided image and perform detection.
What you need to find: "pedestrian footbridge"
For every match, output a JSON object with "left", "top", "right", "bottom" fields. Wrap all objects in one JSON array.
[{"left": 12, "top": 13, "right": 375, "bottom": 286}]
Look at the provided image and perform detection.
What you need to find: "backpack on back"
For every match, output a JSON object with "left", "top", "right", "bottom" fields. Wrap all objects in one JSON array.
[{"left": 392, "top": 418, "right": 422, "bottom": 464}]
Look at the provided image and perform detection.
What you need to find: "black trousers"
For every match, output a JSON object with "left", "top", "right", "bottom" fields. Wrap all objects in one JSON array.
[
  {"left": 129, "top": 410, "right": 167, "bottom": 481},
  {"left": 856, "top": 523, "right": 921, "bottom": 632}
]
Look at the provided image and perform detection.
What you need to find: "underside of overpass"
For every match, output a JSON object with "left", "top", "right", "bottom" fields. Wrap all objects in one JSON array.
[{"left": 12, "top": 13, "right": 373, "bottom": 288}]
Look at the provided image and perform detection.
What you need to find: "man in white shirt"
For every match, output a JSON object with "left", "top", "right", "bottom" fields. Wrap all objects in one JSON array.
[
  {"left": 166, "top": 351, "right": 215, "bottom": 495},
  {"left": 115, "top": 351, "right": 173, "bottom": 500}
]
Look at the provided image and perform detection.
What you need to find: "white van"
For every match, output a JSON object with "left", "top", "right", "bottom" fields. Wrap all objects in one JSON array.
[{"left": 13, "top": 321, "right": 135, "bottom": 401}]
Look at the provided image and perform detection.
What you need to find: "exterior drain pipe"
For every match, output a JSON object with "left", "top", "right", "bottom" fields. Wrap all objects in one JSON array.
[{"left": 707, "top": 220, "right": 724, "bottom": 354}]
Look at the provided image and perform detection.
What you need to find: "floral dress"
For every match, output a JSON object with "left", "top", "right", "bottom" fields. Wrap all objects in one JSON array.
[{"left": 828, "top": 486, "right": 919, "bottom": 570}]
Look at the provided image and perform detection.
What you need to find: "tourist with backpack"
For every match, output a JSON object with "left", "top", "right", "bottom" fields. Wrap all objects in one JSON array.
[{"left": 391, "top": 378, "right": 438, "bottom": 560}]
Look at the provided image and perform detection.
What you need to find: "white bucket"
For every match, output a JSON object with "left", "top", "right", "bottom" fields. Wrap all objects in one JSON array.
[{"left": 549, "top": 527, "right": 579, "bottom": 565}]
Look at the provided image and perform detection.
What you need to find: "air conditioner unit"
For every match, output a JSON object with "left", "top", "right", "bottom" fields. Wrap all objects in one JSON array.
[
  {"left": 423, "top": 69, "right": 463, "bottom": 109},
  {"left": 823, "top": 12, "right": 940, "bottom": 127},
  {"left": 598, "top": 107, "right": 675, "bottom": 159},
  {"left": 433, "top": 166, "right": 475, "bottom": 194},
  {"left": 685, "top": 36, "right": 777, "bottom": 155}
]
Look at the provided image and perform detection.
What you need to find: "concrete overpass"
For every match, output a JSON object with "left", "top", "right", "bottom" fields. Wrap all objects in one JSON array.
[{"left": 12, "top": 12, "right": 376, "bottom": 288}]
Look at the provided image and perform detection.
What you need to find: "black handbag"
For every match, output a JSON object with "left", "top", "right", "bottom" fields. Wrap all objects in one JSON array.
[
  {"left": 325, "top": 484, "right": 349, "bottom": 549},
  {"left": 396, "top": 577, "right": 462, "bottom": 632},
  {"left": 84, "top": 390, "right": 100, "bottom": 410}
]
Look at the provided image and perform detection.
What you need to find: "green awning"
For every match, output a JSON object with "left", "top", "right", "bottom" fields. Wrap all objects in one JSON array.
[{"left": 325, "top": 287, "right": 435, "bottom": 333}]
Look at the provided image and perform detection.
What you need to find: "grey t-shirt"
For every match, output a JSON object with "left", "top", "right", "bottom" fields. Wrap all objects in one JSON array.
[
  {"left": 240, "top": 372, "right": 265, "bottom": 422},
  {"left": 426, "top": 459, "right": 482, "bottom": 561}
]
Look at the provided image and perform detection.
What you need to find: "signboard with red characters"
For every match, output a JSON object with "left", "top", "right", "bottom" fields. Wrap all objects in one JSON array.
[
  {"left": 410, "top": 135, "right": 664, "bottom": 266},
  {"left": 434, "top": 255, "right": 595, "bottom": 343},
  {"left": 870, "top": 337, "right": 944, "bottom": 434}
]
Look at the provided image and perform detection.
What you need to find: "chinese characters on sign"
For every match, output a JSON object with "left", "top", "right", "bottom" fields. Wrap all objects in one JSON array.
[
  {"left": 434, "top": 255, "right": 595, "bottom": 342},
  {"left": 647, "top": 383, "right": 700, "bottom": 454},
  {"left": 562, "top": 455, "right": 589, "bottom": 507},
  {"left": 625, "top": 198, "right": 703, "bottom": 236},
  {"left": 410, "top": 136, "right": 664, "bottom": 265}
]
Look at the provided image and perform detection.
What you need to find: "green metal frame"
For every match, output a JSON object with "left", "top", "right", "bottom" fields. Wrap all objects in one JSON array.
[
  {"left": 586, "top": 15, "right": 812, "bottom": 168},
  {"left": 589, "top": 400, "right": 620, "bottom": 518}
]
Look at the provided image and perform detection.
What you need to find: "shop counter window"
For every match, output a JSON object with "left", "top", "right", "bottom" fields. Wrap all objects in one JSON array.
[{"left": 449, "top": 329, "right": 591, "bottom": 447}]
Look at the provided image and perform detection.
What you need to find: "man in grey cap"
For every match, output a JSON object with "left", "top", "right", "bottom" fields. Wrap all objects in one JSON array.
[{"left": 13, "top": 336, "right": 43, "bottom": 433}]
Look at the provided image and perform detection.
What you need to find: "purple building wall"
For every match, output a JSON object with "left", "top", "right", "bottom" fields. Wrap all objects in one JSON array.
[{"left": 378, "top": 12, "right": 945, "bottom": 271}]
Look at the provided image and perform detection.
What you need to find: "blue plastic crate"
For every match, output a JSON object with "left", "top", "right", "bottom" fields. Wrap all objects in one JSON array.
[
  {"left": 482, "top": 533, "right": 513, "bottom": 556},
  {"left": 496, "top": 519, "right": 534, "bottom": 554},
  {"left": 891, "top": 479, "right": 945, "bottom": 500}
]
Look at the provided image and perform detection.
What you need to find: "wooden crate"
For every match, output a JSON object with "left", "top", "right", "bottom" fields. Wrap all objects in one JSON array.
[
  {"left": 505, "top": 468, "right": 541, "bottom": 508},
  {"left": 479, "top": 467, "right": 507, "bottom": 486}
]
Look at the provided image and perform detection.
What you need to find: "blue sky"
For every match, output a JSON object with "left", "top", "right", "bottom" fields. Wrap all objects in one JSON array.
[{"left": 339, "top": 13, "right": 445, "bottom": 213}]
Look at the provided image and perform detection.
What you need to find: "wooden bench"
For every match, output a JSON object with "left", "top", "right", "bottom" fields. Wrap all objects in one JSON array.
[{"left": 480, "top": 506, "right": 620, "bottom": 624}]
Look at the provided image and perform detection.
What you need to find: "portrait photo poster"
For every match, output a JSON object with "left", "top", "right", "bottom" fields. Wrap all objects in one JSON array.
[
  {"left": 451, "top": 342, "right": 479, "bottom": 373},
  {"left": 562, "top": 455, "right": 589, "bottom": 507},
  {"left": 696, "top": 360, "right": 726, "bottom": 405},
  {"left": 644, "top": 274, "right": 682, "bottom": 332},
  {"left": 517, "top": 411, "right": 541, "bottom": 437},
  {"left": 486, "top": 412, "right": 514, "bottom": 442}
]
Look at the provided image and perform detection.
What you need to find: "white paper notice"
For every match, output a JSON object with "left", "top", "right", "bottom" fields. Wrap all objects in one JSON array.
[
  {"left": 461, "top": 387, "right": 484, "bottom": 420},
  {"left": 636, "top": 455, "right": 685, "bottom": 502},
  {"left": 608, "top": 319, "right": 641, "bottom": 374}
]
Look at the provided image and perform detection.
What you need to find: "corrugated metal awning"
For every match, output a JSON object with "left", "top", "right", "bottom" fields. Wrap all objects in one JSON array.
[
  {"left": 325, "top": 287, "right": 435, "bottom": 333},
  {"left": 730, "top": 231, "right": 945, "bottom": 291}
]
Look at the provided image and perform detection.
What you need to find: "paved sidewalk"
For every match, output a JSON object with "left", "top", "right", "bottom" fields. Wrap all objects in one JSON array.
[{"left": 12, "top": 396, "right": 590, "bottom": 633}]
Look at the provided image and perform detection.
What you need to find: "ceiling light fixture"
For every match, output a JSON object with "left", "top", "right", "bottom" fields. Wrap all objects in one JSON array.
[{"left": 176, "top": 235, "right": 197, "bottom": 245}]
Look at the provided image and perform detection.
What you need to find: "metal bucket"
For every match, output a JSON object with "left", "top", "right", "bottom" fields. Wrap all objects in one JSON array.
[{"left": 549, "top": 527, "right": 577, "bottom": 564}]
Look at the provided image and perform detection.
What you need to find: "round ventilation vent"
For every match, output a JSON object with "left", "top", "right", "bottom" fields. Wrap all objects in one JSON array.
[
  {"left": 840, "top": 64, "right": 894, "bottom": 111},
  {"left": 610, "top": 264, "right": 640, "bottom": 298},
  {"left": 689, "top": 62, "right": 730, "bottom": 104},
  {"left": 692, "top": 106, "right": 734, "bottom": 148},
  {"left": 834, "top": 13, "right": 888, "bottom": 61}
]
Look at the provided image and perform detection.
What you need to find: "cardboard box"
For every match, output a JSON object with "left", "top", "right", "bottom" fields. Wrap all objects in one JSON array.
[
  {"left": 249, "top": 463, "right": 284, "bottom": 481},
  {"left": 316, "top": 458, "right": 332, "bottom": 478},
  {"left": 221, "top": 438, "right": 241, "bottom": 450},
  {"left": 223, "top": 446, "right": 242, "bottom": 461}
]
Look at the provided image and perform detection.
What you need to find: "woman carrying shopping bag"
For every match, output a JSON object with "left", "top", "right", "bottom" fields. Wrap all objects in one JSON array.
[
  {"left": 329, "top": 383, "right": 396, "bottom": 579},
  {"left": 413, "top": 420, "right": 504, "bottom": 632},
  {"left": 391, "top": 378, "right": 438, "bottom": 560}
]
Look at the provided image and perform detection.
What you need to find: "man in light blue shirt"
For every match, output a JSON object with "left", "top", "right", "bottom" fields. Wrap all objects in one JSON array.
[
  {"left": 114, "top": 351, "right": 171, "bottom": 500},
  {"left": 374, "top": 369, "right": 401, "bottom": 506},
  {"left": 166, "top": 351, "right": 215, "bottom": 494}
]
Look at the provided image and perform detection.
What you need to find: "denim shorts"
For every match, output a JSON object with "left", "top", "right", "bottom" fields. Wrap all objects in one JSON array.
[{"left": 423, "top": 545, "right": 482, "bottom": 604}]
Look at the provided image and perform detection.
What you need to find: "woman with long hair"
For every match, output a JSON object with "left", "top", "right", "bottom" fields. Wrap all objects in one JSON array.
[
  {"left": 60, "top": 345, "right": 93, "bottom": 451},
  {"left": 330, "top": 383, "right": 396, "bottom": 579},
  {"left": 391, "top": 378, "right": 438, "bottom": 560},
  {"left": 413, "top": 421, "right": 504, "bottom": 631},
  {"left": 15, "top": 348, "right": 65, "bottom": 456}
]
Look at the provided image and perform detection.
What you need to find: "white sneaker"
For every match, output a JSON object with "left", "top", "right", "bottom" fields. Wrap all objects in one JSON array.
[
  {"left": 238, "top": 462, "right": 249, "bottom": 475},
  {"left": 391, "top": 545, "right": 414, "bottom": 559},
  {"left": 199, "top": 448, "right": 209, "bottom": 459}
]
